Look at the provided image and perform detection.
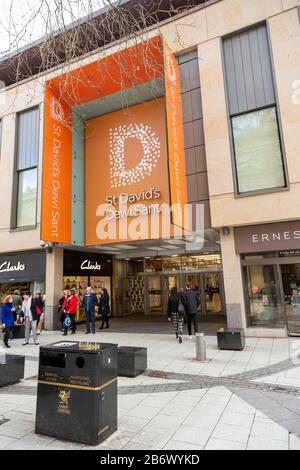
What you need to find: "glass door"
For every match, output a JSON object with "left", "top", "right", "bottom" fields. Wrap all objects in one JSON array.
[
  {"left": 147, "top": 276, "right": 163, "bottom": 315},
  {"left": 280, "top": 264, "right": 300, "bottom": 335},
  {"left": 204, "top": 273, "right": 222, "bottom": 314}
]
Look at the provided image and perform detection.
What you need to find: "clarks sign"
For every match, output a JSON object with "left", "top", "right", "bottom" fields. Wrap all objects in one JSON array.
[
  {"left": 0, "top": 261, "right": 26, "bottom": 273},
  {"left": 80, "top": 260, "right": 102, "bottom": 271},
  {"left": 0, "top": 251, "right": 46, "bottom": 281},
  {"left": 235, "top": 221, "right": 300, "bottom": 254},
  {"left": 63, "top": 251, "right": 112, "bottom": 277}
]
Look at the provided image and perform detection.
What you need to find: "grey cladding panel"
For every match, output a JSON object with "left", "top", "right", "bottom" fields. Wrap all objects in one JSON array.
[
  {"left": 223, "top": 24, "right": 276, "bottom": 115},
  {"left": 17, "top": 107, "right": 39, "bottom": 170}
]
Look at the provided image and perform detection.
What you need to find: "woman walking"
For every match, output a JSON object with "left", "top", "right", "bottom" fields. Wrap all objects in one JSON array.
[
  {"left": 99, "top": 288, "right": 110, "bottom": 330},
  {"left": 62, "top": 289, "right": 78, "bottom": 336},
  {"left": 1, "top": 295, "right": 14, "bottom": 348},
  {"left": 167, "top": 287, "right": 186, "bottom": 344}
]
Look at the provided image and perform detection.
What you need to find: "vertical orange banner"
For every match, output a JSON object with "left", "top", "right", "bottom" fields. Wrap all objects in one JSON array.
[
  {"left": 41, "top": 86, "right": 72, "bottom": 244},
  {"left": 163, "top": 40, "right": 188, "bottom": 231}
]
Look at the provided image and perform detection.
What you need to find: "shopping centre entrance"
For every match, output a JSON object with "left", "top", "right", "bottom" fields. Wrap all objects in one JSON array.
[{"left": 120, "top": 253, "right": 226, "bottom": 323}]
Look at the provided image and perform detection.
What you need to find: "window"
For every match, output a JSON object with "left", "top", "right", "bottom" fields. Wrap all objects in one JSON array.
[
  {"left": 243, "top": 264, "right": 285, "bottom": 328},
  {"left": 232, "top": 107, "right": 285, "bottom": 193},
  {"left": 17, "top": 168, "right": 38, "bottom": 227},
  {"left": 13, "top": 107, "right": 39, "bottom": 228},
  {"left": 223, "top": 24, "right": 287, "bottom": 195}
]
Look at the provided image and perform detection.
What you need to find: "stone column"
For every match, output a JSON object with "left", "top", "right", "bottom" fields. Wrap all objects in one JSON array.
[
  {"left": 220, "top": 230, "right": 247, "bottom": 330},
  {"left": 45, "top": 246, "right": 64, "bottom": 331}
]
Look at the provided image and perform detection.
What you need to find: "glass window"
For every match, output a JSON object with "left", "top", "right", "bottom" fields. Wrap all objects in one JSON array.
[
  {"left": 17, "top": 168, "right": 37, "bottom": 227},
  {"left": 243, "top": 264, "right": 285, "bottom": 328},
  {"left": 232, "top": 107, "right": 286, "bottom": 194}
]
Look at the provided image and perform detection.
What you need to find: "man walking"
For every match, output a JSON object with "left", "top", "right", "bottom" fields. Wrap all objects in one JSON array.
[
  {"left": 83, "top": 287, "right": 98, "bottom": 334},
  {"left": 185, "top": 284, "right": 200, "bottom": 339}
]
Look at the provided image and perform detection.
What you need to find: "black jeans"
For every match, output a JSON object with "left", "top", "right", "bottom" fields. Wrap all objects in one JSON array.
[
  {"left": 187, "top": 314, "right": 198, "bottom": 336},
  {"left": 100, "top": 315, "right": 109, "bottom": 329},
  {"left": 85, "top": 310, "right": 95, "bottom": 333},
  {"left": 3, "top": 326, "right": 11, "bottom": 346}
]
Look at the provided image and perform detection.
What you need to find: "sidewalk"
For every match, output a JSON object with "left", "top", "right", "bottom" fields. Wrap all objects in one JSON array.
[{"left": 1, "top": 328, "right": 300, "bottom": 450}]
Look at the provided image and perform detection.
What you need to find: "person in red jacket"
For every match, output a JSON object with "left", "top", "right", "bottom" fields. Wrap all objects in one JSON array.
[{"left": 62, "top": 289, "right": 78, "bottom": 336}]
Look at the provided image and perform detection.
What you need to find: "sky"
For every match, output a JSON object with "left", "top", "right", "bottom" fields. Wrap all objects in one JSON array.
[{"left": 0, "top": 0, "right": 109, "bottom": 58}]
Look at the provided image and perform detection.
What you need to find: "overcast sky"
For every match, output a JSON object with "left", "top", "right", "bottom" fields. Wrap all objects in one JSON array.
[{"left": 0, "top": 0, "right": 108, "bottom": 57}]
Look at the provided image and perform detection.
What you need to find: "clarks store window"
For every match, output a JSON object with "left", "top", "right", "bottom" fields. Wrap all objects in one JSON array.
[
  {"left": 242, "top": 252, "right": 300, "bottom": 334},
  {"left": 63, "top": 251, "right": 112, "bottom": 322}
]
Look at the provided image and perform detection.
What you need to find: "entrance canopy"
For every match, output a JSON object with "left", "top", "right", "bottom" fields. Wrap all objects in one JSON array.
[{"left": 41, "top": 36, "right": 189, "bottom": 247}]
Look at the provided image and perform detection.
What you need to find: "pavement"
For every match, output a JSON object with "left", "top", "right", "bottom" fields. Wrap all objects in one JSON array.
[{"left": 2, "top": 323, "right": 300, "bottom": 450}]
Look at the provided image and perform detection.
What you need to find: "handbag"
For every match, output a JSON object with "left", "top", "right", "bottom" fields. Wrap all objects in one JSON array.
[
  {"left": 178, "top": 301, "right": 185, "bottom": 314},
  {"left": 63, "top": 314, "right": 72, "bottom": 329}
]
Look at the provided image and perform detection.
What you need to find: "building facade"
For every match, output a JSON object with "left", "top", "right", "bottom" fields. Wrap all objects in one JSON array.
[{"left": 0, "top": 0, "right": 299, "bottom": 337}]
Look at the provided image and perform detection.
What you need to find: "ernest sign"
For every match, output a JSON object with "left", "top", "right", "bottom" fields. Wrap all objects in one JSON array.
[{"left": 234, "top": 221, "right": 300, "bottom": 253}]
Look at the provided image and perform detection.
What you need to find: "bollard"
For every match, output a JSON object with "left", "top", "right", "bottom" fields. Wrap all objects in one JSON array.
[{"left": 195, "top": 333, "right": 206, "bottom": 361}]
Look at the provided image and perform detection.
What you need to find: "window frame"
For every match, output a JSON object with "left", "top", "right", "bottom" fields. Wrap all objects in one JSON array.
[
  {"left": 10, "top": 105, "right": 40, "bottom": 231},
  {"left": 221, "top": 21, "right": 289, "bottom": 198},
  {"left": 16, "top": 165, "right": 38, "bottom": 229},
  {"left": 230, "top": 104, "right": 287, "bottom": 196}
]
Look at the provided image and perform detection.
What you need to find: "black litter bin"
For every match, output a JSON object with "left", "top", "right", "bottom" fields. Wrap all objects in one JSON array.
[
  {"left": 217, "top": 328, "right": 245, "bottom": 351},
  {"left": 0, "top": 355, "right": 25, "bottom": 387},
  {"left": 35, "top": 341, "right": 118, "bottom": 446}
]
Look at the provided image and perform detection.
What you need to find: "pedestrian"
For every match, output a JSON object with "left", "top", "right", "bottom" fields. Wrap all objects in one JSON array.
[
  {"left": 167, "top": 286, "right": 186, "bottom": 344},
  {"left": 83, "top": 286, "right": 98, "bottom": 335},
  {"left": 185, "top": 284, "right": 200, "bottom": 339},
  {"left": 22, "top": 291, "right": 39, "bottom": 346},
  {"left": 179, "top": 287, "right": 188, "bottom": 324},
  {"left": 1, "top": 295, "right": 14, "bottom": 348},
  {"left": 99, "top": 288, "right": 110, "bottom": 330},
  {"left": 58, "top": 290, "right": 68, "bottom": 331},
  {"left": 35, "top": 290, "right": 45, "bottom": 335},
  {"left": 62, "top": 289, "right": 78, "bottom": 336},
  {"left": 12, "top": 289, "right": 23, "bottom": 323}
]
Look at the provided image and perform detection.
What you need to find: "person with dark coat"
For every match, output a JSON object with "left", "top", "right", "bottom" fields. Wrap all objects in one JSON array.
[
  {"left": 1, "top": 295, "right": 14, "bottom": 348},
  {"left": 35, "top": 290, "right": 45, "bottom": 335},
  {"left": 185, "top": 284, "right": 200, "bottom": 338},
  {"left": 58, "top": 290, "right": 68, "bottom": 331},
  {"left": 99, "top": 288, "right": 110, "bottom": 330},
  {"left": 62, "top": 289, "right": 78, "bottom": 336},
  {"left": 83, "top": 287, "right": 98, "bottom": 334},
  {"left": 167, "top": 286, "right": 186, "bottom": 344}
]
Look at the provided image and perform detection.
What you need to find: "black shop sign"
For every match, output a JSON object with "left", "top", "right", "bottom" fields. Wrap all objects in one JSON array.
[
  {"left": 0, "top": 251, "right": 46, "bottom": 282},
  {"left": 63, "top": 251, "right": 112, "bottom": 277}
]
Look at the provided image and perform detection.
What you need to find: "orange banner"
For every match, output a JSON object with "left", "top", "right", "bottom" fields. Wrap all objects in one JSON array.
[
  {"left": 85, "top": 98, "right": 170, "bottom": 245},
  {"left": 41, "top": 86, "right": 73, "bottom": 243},
  {"left": 163, "top": 40, "right": 188, "bottom": 230}
]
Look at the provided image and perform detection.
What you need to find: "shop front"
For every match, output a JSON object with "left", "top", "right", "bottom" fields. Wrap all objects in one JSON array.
[
  {"left": 0, "top": 250, "right": 46, "bottom": 298},
  {"left": 63, "top": 250, "right": 112, "bottom": 323},
  {"left": 235, "top": 221, "right": 300, "bottom": 335},
  {"left": 121, "top": 253, "right": 226, "bottom": 320}
]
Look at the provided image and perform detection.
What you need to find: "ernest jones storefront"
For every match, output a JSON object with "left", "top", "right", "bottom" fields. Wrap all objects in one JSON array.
[{"left": 235, "top": 221, "right": 300, "bottom": 335}]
